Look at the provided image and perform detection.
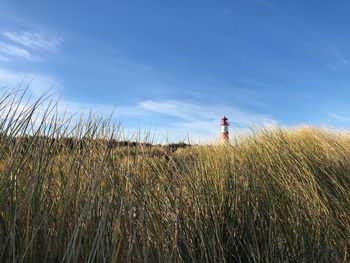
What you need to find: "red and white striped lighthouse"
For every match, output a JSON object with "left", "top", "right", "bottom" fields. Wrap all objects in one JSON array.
[{"left": 220, "top": 116, "right": 229, "bottom": 143}]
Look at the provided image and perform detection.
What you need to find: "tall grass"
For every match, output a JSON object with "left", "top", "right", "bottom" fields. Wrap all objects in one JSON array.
[{"left": 0, "top": 88, "right": 349, "bottom": 262}]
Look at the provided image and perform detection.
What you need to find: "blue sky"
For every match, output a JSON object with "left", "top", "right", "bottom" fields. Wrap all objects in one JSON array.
[{"left": 1, "top": 1, "right": 350, "bottom": 142}]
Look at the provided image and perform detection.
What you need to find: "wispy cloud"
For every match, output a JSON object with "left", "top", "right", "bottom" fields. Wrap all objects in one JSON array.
[
  {"left": 0, "top": 31, "right": 63, "bottom": 61},
  {"left": 330, "top": 46, "right": 349, "bottom": 65},
  {"left": 252, "top": 0, "right": 276, "bottom": 9},
  {"left": 137, "top": 100, "right": 276, "bottom": 126},
  {"left": 139, "top": 100, "right": 204, "bottom": 121},
  {"left": 3, "top": 31, "right": 63, "bottom": 52},
  {"left": 0, "top": 42, "right": 33, "bottom": 60},
  {"left": 326, "top": 45, "right": 349, "bottom": 72},
  {"left": 239, "top": 79, "right": 285, "bottom": 90},
  {"left": 315, "top": 41, "right": 350, "bottom": 71},
  {"left": 0, "top": 67, "right": 59, "bottom": 96},
  {"left": 328, "top": 112, "right": 350, "bottom": 122}
]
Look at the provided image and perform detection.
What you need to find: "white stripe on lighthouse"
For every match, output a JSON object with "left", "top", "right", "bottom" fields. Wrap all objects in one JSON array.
[{"left": 221, "top": 126, "right": 228, "bottom": 132}]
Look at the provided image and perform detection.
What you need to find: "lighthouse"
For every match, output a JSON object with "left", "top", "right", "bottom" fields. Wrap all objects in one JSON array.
[{"left": 220, "top": 116, "right": 230, "bottom": 143}]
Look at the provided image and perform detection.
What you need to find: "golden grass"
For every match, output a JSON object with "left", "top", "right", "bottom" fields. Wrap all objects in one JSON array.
[{"left": 0, "top": 89, "right": 349, "bottom": 262}]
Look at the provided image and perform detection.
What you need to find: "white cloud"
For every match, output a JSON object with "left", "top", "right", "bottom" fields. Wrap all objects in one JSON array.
[
  {"left": 0, "top": 67, "right": 59, "bottom": 96},
  {"left": 328, "top": 112, "right": 350, "bottom": 122},
  {"left": 137, "top": 100, "right": 275, "bottom": 125},
  {"left": 139, "top": 100, "right": 204, "bottom": 121},
  {"left": 0, "top": 42, "right": 33, "bottom": 60},
  {"left": 3, "top": 31, "right": 62, "bottom": 52}
]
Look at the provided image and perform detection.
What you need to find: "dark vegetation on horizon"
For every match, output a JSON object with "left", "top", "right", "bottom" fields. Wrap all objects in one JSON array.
[
  {"left": 4, "top": 135, "right": 192, "bottom": 154},
  {"left": 0, "top": 88, "right": 349, "bottom": 262}
]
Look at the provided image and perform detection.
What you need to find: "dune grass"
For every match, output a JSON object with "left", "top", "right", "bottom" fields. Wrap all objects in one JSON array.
[{"left": 0, "top": 88, "right": 349, "bottom": 262}]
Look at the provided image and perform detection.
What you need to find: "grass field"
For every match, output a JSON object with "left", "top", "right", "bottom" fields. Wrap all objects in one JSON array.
[{"left": 0, "top": 89, "right": 349, "bottom": 262}]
